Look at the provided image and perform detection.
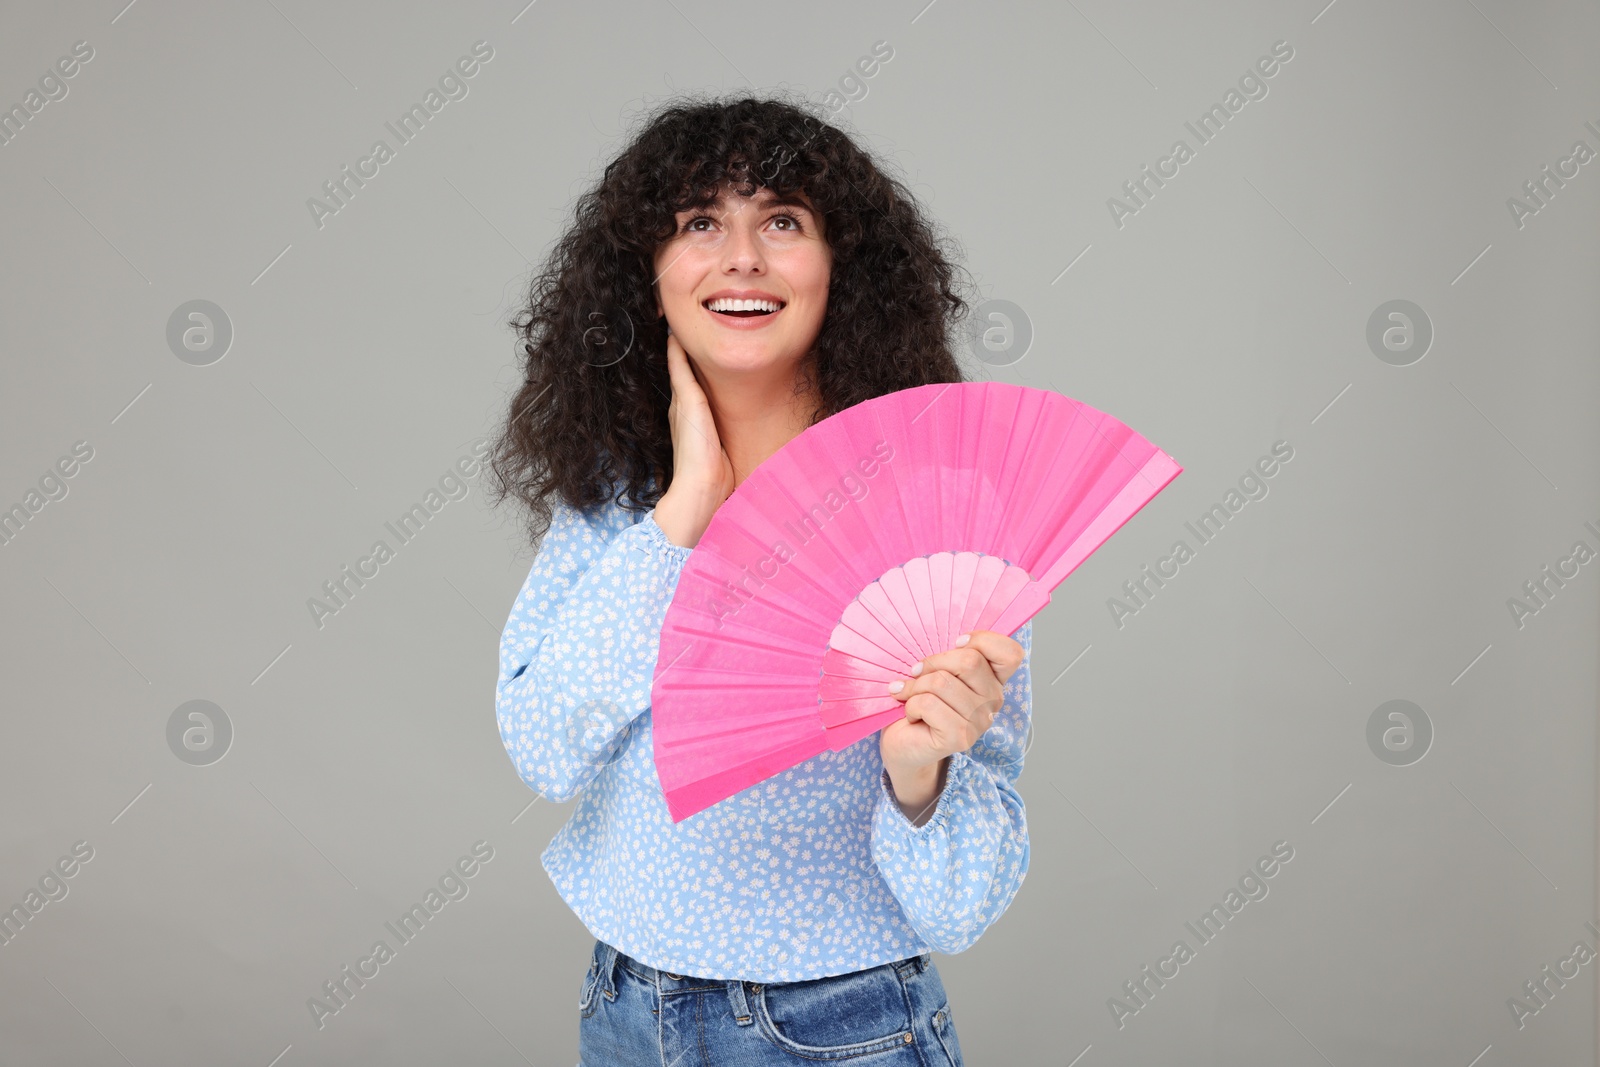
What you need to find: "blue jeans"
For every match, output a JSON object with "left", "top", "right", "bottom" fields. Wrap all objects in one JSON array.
[{"left": 578, "top": 938, "right": 966, "bottom": 1065}]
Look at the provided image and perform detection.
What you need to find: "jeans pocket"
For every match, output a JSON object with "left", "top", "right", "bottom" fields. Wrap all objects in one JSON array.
[
  {"left": 752, "top": 964, "right": 915, "bottom": 1060},
  {"left": 932, "top": 1002, "right": 964, "bottom": 1067}
]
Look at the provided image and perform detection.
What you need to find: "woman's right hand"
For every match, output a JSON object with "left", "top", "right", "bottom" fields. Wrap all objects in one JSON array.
[{"left": 654, "top": 329, "right": 734, "bottom": 549}]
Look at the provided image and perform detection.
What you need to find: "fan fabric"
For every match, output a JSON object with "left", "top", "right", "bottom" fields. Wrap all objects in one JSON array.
[{"left": 652, "top": 382, "right": 1181, "bottom": 822}]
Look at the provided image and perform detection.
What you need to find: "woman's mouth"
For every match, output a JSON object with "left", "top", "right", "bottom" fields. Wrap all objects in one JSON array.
[{"left": 702, "top": 297, "right": 786, "bottom": 324}]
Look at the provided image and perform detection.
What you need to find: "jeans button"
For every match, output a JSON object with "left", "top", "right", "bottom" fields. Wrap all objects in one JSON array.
[{"left": 665, "top": 971, "right": 681, "bottom": 979}]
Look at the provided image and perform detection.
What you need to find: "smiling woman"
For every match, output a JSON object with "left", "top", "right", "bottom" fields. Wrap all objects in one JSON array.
[
  {"left": 484, "top": 91, "right": 1026, "bottom": 1067},
  {"left": 485, "top": 92, "right": 975, "bottom": 536},
  {"left": 648, "top": 181, "right": 834, "bottom": 499}
]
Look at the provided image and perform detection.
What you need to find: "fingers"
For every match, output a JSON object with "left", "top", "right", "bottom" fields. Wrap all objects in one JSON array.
[
  {"left": 661, "top": 330, "right": 734, "bottom": 504},
  {"left": 887, "top": 629, "right": 1024, "bottom": 753},
  {"left": 902, "top": 691, "right": 986, "bottom": 752},
  {"left": 934, "top": 630, "right": 1024, "bottom": 687},
  {"left": 894, "top": 663, "right": 992, "bottom": 743},
  {"left": 665, "top": 335, "right": 715, "bottom": 421},
  {"left": 664, "top": 333, "right": 712, "bottom": 441},
  {"left": 664, "top": 331, "right": 692, "bottom": 393},
  {"left": 897, "top": 657, "right": 980, "bottom": 705},
  {"left": 892, "top": 630, "right": 1023, "bottom": 699}
]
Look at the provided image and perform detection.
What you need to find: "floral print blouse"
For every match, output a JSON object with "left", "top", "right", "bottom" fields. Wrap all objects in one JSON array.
[{"left": 495, "top": 492, "right": 1034, "bottom": 982}]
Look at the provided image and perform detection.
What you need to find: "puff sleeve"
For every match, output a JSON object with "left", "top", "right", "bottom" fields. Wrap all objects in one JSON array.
[
  {"left": 495, "top": 500, "right": 691, "bottom": 803},
  {"left": 868, "top": 620, "right": 1033, "bottom": 953}
]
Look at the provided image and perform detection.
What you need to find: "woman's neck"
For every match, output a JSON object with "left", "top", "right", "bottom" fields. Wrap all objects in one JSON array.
[{"left": 699, "top": 362, "right": 822, "bottom": 491}]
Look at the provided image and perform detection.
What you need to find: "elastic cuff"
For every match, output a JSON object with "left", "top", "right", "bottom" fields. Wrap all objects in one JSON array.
[
  {"left": 641, "top": 508, "right": 693, "bottom": 564},
  {"left": 880, "top": 751, "right": 972, "bottom": 836}
]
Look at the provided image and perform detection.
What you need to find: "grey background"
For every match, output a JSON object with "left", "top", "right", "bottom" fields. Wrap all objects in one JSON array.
[{"left": 1, "top": 0, "right": 1596, "bottom": 1064}]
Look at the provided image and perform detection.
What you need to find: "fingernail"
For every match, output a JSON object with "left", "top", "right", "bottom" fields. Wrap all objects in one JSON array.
[
  {"left": 910, "top": 663, "right": 923, "bottom": 677},
  {"left": 888, "top": 681, "right": 904, "bottom": 693},
  {"left": 956, "top": 634, "right": 970, "bottom": 647}
]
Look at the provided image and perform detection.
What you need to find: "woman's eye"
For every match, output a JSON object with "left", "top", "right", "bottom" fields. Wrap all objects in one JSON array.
[{"left": 680, "top": 211, "right": 803, "bottom": 234}]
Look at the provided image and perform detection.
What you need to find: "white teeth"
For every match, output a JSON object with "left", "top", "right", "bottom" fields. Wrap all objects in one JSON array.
[{"left": 706, "top": 297, "right": 783, "bottom": 313}]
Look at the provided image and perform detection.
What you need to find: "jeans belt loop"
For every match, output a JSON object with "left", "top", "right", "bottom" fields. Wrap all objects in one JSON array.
[
  {"left": 895, "top": 952, "right": 928, "bottom": 979},
  {"left": 726, "top": 979, "right": 754, "bottom": 1025},
  {"left": 597, "top": 941, "right": 621, "bottom": 1000}
]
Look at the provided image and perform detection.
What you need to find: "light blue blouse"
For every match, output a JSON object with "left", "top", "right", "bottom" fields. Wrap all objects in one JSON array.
[{"left": 494, "top": 491, "right": 1034, "bottom": 982}]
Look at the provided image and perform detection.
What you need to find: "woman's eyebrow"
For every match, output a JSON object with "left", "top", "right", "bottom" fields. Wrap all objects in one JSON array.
[
  {"left": 719, "top": 194, "right": 813, "bottom": 216},
  {"left": 759, "top": 194, "right": 814, "bottom": 213},
  {"left": 686, "top": 194, "right": 815, "bottom": 219}
]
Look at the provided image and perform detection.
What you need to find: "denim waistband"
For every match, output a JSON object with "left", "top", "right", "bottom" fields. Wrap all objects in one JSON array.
[{"left": 593, "top": 940, "right": 931, "bottom": 1028}]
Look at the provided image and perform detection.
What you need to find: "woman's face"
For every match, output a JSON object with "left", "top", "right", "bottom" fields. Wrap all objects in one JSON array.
[{"left": 652, "top": 183, "right": 831, "bottom": 382}]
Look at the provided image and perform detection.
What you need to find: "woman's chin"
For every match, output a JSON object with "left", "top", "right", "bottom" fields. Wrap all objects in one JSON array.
[{"left": 696, "top": 343, "right": 805, "bottom": 376}]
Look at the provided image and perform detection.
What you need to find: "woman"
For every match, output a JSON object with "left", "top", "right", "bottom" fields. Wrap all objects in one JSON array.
[{"left": 486, "top": 93, "right": 1032, "bottom": 1066}]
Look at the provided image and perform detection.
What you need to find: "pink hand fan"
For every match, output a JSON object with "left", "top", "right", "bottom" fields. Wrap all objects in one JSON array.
[{"left": 651, "top": 382, "right": 1181, "bottom": 822}]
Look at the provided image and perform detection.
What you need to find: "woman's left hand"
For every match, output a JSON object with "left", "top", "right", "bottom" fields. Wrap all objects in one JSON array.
[{"left": 879, "top": 630, "right": 1026, "bottom": 781}]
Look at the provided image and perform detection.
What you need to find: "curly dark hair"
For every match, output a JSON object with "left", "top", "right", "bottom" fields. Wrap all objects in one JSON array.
[{"left": 485, "top": 90, "right": 982, "bottom": 549}]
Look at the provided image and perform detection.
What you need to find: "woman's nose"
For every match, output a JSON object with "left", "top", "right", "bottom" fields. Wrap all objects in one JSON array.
[{"left": 719, "top": 219, "right": 766, "bottom": 273}]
